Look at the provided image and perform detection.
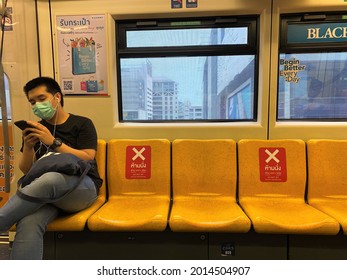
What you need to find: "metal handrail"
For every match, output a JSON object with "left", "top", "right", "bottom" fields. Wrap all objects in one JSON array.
[{"left": 0, "top": 0, "right": 10, "bottom": 194}]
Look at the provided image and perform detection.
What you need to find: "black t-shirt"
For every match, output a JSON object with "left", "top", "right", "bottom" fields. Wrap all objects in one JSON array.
[
  {"left": 21, "top": 114, "right": 103, "bottom": 189},
  {"left": 35, "top": 114, "right": 98, "bottom": 158}
]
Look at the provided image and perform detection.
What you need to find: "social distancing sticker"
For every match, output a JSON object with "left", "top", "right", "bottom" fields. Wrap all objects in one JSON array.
[
  {"left": 259, "top": 147, "right": 287, "bottom": 182},
  {"left": 126, "top": 146, "right": 151, "bottom": 179}
]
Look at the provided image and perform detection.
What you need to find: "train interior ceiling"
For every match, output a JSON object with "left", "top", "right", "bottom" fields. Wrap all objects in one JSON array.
[{"left": 2, "top": 0, "right": 347, "bottom": 259}]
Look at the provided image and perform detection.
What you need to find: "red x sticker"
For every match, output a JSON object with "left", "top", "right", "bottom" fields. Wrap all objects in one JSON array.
[
  {"left": 259, "top": 147, "right": 287, "bottom": 182},
  {"left": 126, "top": 146, "right": 151, "bottom": 179}
]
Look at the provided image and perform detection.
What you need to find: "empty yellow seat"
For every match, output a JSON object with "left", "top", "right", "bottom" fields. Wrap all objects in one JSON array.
[
  {"left": 238, "top": 139, "right": 339, "bottom": 235},
  {"left": 47, "top": 139, "right": 107, "bottom": 231},
  {"left": 307, "top": 139, "right": 347, "bottom": 234},
  {"left": 88, "top": 139, "right": 170, "bottom": 231},
  {"left": 169, "top": 139, "right": 251, "bottom": 232}
]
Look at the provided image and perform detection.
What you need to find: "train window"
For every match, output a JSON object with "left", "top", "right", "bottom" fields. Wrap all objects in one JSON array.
[
  {"left": 116, "top": 17, "right": 258, "bottom": 122},
  {"left": 278, "top": 13, "right": 347, "bottom": 121}
]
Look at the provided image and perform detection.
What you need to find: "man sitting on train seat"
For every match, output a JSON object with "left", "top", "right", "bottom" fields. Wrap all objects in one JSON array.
[{"left": 0, "top": 76, "right": 102, "bottom": 260}]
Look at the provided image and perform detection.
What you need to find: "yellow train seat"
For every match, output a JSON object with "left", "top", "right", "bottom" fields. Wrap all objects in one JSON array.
[
  {"left": 238, "top": 139, "right": 339, "bottom": 235},
  {"left": 169, "top": 139, "right": 251, "bottom": 232},
  {"left": 307, "top": 139, "right": 347, "bottom": 234},
  {"left": 88, "top": 139, "right": 170, "bottom": 231},
  {"left": 46, "top": 139, "right": 107, "bottom": 231}
]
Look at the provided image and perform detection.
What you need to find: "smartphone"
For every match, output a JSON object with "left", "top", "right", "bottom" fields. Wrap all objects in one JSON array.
[{"left": 14, "top": 120, "right": 34, "bottom": 134}]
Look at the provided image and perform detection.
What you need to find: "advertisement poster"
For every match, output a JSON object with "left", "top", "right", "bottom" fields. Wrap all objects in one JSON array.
[
  {"left": 186, "top": 0, "right": 198, "bottom": 8},
  {"left": 0, "top": 7, "right": 13, "bottom": 31},
  {"left": 0, "top": 126, "right": 14, "bottom": 208},
  {"left": 171, "top": 0, "right": 182, "bottom": 8},
  {"left": 56, "top": 14, "right": 108, "bottom": 95}
]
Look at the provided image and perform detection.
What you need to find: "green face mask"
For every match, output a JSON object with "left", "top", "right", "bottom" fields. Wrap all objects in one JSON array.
[{"left": 32, "top": 97, "right": 57, "bottom": 120}]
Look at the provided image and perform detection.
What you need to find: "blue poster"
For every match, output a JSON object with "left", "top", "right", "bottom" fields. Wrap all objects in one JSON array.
[{"left": 72, "top": 43, "right": 96, "bottom": 75}]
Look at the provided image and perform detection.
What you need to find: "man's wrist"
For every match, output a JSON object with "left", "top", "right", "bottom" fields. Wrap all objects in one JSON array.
[{"left": 50, "top": 138, "right": 63, "bottom": 150}]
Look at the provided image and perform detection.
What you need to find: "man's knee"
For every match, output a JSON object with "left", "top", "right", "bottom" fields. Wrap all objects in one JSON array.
[
  {"left": 20, "top": 172, "right": 67, "bottom": 199},
  {"left": 34, "top": 172, "right": 65, "bottom": 191}
]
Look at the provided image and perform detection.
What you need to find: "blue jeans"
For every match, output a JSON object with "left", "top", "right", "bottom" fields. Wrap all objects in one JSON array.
[{"left": 0, "top": 172, "right": 97, "bottom": 260}]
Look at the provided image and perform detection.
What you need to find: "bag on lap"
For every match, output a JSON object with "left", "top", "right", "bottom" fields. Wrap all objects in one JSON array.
[{"left": 16, "top": 152, "right": 99, "bottom": 203}]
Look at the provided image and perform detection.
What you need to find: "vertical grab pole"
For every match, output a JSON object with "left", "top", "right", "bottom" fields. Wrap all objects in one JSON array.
[
  {"left": 0, "top": 0, "right": 10, "bottom": 195},
  {"left": 0, "top": 64, "right": 10, "bottom": 194}
]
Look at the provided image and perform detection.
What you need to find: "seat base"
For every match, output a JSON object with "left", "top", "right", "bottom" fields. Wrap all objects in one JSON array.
[
  {"left": 169, "top": 197, "right": 251, "bottom": 232},
  {"left": 240, "top": 198, "right": 340, "bottom": 235},
  {"left": 88, "top": 196, "right": 170, "bottom": 231},
  {"left": 309, "top": 198, "right": 347, "bottom": 234}
]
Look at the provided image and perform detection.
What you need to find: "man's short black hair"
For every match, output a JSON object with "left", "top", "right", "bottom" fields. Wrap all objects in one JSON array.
[{"left": 23, "top": 76, "right": 64, "bottom": 106}]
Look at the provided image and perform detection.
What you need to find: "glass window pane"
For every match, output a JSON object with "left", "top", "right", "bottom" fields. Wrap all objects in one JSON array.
[
  {"left": 126, "top": 27, "right": 248, "bottom": 48},
  {"left": 120, "top": 55, "right": 255, "bottom": 121},
  {"left": 278, "top": 52, "right": 347, "bottom": 120}
]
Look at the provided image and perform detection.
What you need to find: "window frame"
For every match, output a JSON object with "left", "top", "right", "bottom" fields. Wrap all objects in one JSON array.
[
  {"left": 277, "top": 12, "right": 347, "bottom": 121},
  {"left": 116, "top": 15, "right": 259, "bottom": 123}
]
